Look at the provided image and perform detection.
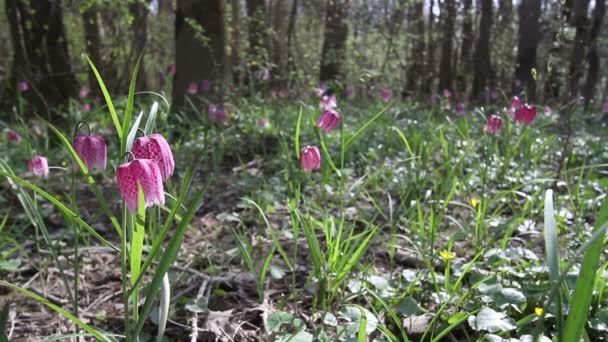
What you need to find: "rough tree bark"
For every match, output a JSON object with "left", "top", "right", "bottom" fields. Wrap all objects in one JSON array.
[
  {"left": 271, "top": 0, "right": 290, "bottom": 88},
  {"left": 319, "top": 0, "right": 352, "bottom": 83},
  {"left": 247, "top": 0, "right": 269, "bottom": 76},
  {"left": 231, "top": 0, "right": 242, "bottom": 85},
  {"left": 286, "top": 0, "right": 299, "bottom": 82},
  {"left": 438, "top": 0, "right": 456, "bottom": 94},
  {"left": 457, "top": 0, "right": 473, "bottom": 94},
  {"left": 404, "top": 0, "right": 425, "bottom": 97},
  {"left": 129, "top": 0, "right": 150, "bottom": 90},
  {"left": 568, "top": 0, "right": 591, "bottom": 98},
  {"left": 3, "top": 0, "right": 78, "bottom": 120},
  {"left": 422, "top": 0, "right": 435, "bottom": 95},
  {"left": 513, "top": 0, "right": 541, "bottom": 101},
  {"left": 82, "top": 4, "right": 103, "bottom": 97},
  {"left": 471, "top": 0, "right": 493, "bottom": 101},
  {"left": 582, "top": 0, "right": 605, "bottom": 107},
  {"left": 172, "top": 0, "right": 226, "bottom": 108}
]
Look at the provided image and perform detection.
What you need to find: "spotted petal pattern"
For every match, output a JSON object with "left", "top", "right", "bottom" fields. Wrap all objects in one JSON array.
[
  {"left": 116, "top": 159, "right": 165, "bottom": 213},
  {"left": 131, "top": 134, "right": 175, "bottom": 181},
  {"left": 300, "top": 146, "right": 321, "bottom": 172},
  {"left": 73, "top": 135, "right": 107, "bottom": 171}
]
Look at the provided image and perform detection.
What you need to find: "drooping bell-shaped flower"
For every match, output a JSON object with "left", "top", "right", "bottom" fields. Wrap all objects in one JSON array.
[
  {"left": 514, "top": 104, "right": 536, "bottom": 125},
  {"left": 314, "top": 84, "right": 328, "bottom": 97},
  {"left": 300, "top": 146, "right": 321, "bottom": 172},
  {"left": 167, "top": 64, "right": 176, "bottom": 75},
  {"left": 484, "top": 115, "right": 503, "bottom": 135},
  {"left": 201, "top": 79, "right": 211, "bottom": 91},
  {"left": 79, "top": 88, "right": 90, "bottom": 99},
  {"left": 258, "top": 118, "right": 267, "bottom": 127},
  {"left": 544, "top": 105, "right": 552, "bottom": 116},
  {"left": 116, "top": 159, "right": 165, "bottom": 213},
  {"left": 5, "top": 129, "right": 21, "bottom": 143},
  {"left": 19, "top": 82, "right": 29, "bottom": 91},
  {"left": 320, "top": 94, "right": 337, "bottom": 111},
  {"left": 258, "top": 68, "right": 270, "bottom": 81},
  {"left": 442, "top": 89, "right": 452, "bottom": 98},
  {"left": 602, "top": 101, "right": 608, "bottom": 113},
  {"left": 188, "top": 82, "right": 198, "bottom": 95},
  {"left": 131, "top": 134, "right": 175, "bottom": 181},
  {"left": 82, "top": 103, "right": 91, "bottom": 112},
  {"left": 73, "top": 134, "right": 107, "bottom": 171},
  {"left": 508, "top": 96, "right": 522, "bottom": 117},
  {"left": 28, "top": 156, "right": 49, "bottom": 177},
  {"left": 455, "top": 102, "right": 465, "bottom": 114},
  {"left": 317, "top": 109, "right": 341, "bottom": 132},
  {"left": 381, "top": 88, "right": 392, "bottom": 102}
]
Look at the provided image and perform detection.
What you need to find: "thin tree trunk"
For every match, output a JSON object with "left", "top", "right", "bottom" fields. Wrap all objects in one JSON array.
[
  {"left": 422, "top": 0, "right": 435, "bottom": 95},
  {"left": 513, "top": 0, "right": 541, "bottom": 101},
  {"left": 472, "top": 0, "right": 493, "bottom": 101},
  {"left": 246, "top": 0, "right": 268, "bottom": 88},
  {"left": 319, "top": 0, "right": 351, "bottom": 83},
  {"left": 129, "top": 0, "right": 150, "bottom": 90},
  {"left": 82, "top": 4, "right": 103, "bottom": 97},
  {"left": 231, "top": 0, "right": 242, "bottom": 86},
  {"left": 438, "top": 0, "right": 456, "bottom": 94},
  {"left": 271, "top": 0, "right": 289, "bottom": 88},
  {"left": 404, "top": 0, "right": 425, "bottom": 97},
  {"left": 457, "top": 0, "right": 473, "bottom": 94},
  {"left": 568, "top": 0, "right": 591, "bottom": 98},
  {"left": 583, "top": 0, "right": 605, "bottom": 107},
  {"left": 3, "top": 0, "right": 77, "bottom": 119},
  {"left": 172, "top": 0, "right": 226, "bottom": 108},
  {"left": 286, "top": 0, "right": 299, "bottom": 84}
]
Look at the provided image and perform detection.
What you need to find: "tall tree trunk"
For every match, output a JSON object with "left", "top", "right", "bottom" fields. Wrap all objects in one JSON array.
[
  {"left": 583, "top": 0, "right": 605, "bottom": 107},
  {"left": 286, "top": 0, "right": 299, "bottom": 84},
  {"left": 457, "top": 0, "right": 473, "bottom": 95},
  {"left": 129, "top": 0, "right": 150, "bottom": 91},
  {"left": 231, "top": 0, "right": 242, "bottom": 86},
  {"left": 404, "top": 0, "right": 425, "bottom": 97},
  {"left": 246, "top": 0, "right": 268, "bottom": 88},
  {"left": 172, "top": 0, "right": 226, "bottom": 108},
  {"left": 3, "top": 0, "right": 77, "bottom": 120},
  {"left": 319, "top": 0, "right": 351, "bottom": 83},
  {"left": 82, "top": 4, "right": 103, "bottom": 97},
  {"left": 568, "top": 0, "right": 591, "bottom": 98},
  {"left": 422, "top": 0, "right": 435, "bottom": 95},
  {"left": 381, "top": 0, "right": 406, "bottom": 73},
  {"left": 513, "top": 0, "right": 541, "bottom": 101},
  {"left": 472, "top": 0, "right": 494, "bottom": 101},
  {"left": 438, "top": 0, "right": 456, "bottom": 94},
  {"left": 271, "top": 0, "right": 290, "bottom": 88}
]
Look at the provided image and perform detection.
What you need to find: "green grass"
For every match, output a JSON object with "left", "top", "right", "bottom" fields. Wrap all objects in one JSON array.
[{"left": 1, "top": 89, "right": 608, "bottom": 341}]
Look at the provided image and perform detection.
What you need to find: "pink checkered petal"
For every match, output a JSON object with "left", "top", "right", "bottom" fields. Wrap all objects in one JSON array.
[{"left": 116, "top": 159, "right": 165, "bottom": 213}]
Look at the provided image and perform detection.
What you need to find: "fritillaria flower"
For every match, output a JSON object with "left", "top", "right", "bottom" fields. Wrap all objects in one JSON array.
[
  {"left": 82, "top": 103, "right": 91, "bottom": 112},
  {"left": 79, "top": 88, "right": 90, "bottom": 99},
  {"left": 116, "top": 159, "right": 165, "bottom": 213},
  {"left": 73, "top": 134, "right": 107, "bottom": 171},
  {"left": 207, "top": 104, "right": 227, "bottom": 124},
  {"left": 28, "top": 156, "right": 49, "bottom": 177},
  {"left": 455, "top": 102, "right": 465, "bottom": 114},
  {"left": 300, "top": 146, "right": 321, "bottom": 172},
  {"left": 514, "top": 104, "right": 536, "bottom": 125},
  {"left": 314, "top": 84, "right": 328, "bottom": 97},
  {"left": 131, "top": 133, "right": 175, "bottom": 181},
  {"left": 602, "top": 101, "right": 608, "bottom": 113},
  {"left": 167, "top": 64, "right": 176, "bottom": 75},
  {"left": 319, "top": 94, "right": 337, "bottom": 111},
  {"left": 317, "top": 109, "right": 341, "bottom": 132},
  {"left": 5, "top": 129, "right": 21, "bottom": 143},
  {"left": 381, "top": 88, "right": 392, "bottom": 102},
  {"left": 258, "top": 118, "right": 267, "bottom": 127},
  {"left": 258, "top": 68, "right": 270, "bottom": 81},
  {"left": 19, "top": 82, "right": 29, "bottom": 91},
  {"left": 484, "top": 115, "right": 503, "bottom": 135},
  {"left": 544, "top": 105, "right": 552, "bottom": 116},
  {"left": 442, "top": 89, "right": 452, "bottom": 98},
  {"left": 508, "top": 96, "right": 522, "bottom": 117},
  {"left": 187, "top": 82, "right": 198, "bottom": 95},
  {"left": 201, "top": 79, "right": 211, "bottom": 91}
]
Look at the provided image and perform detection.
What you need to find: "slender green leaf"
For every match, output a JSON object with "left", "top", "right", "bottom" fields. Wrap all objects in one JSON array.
[
  {"left": 82, "top": 54, "right": 122, "bottom": 137},
  {"left": 0, "top": 281, "right": 111, "bottom": 342},
  {"left": 563, "top": 199, "right": 608, "bottom": 341},
  {"left": 345, "top": 104, "right": 389, "bottom": 150},
  {"left": 121, "top": 56, "right": 142, "bottom": 156},
  {"left": 126, "top": 111, "right": 144, "bottom": 153},
  {"left": 144, "top": 102, "right": 159, "bottom": 135}
]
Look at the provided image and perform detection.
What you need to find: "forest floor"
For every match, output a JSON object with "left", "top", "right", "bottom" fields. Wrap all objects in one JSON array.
[{"left": 2, "top": 98, "right": 608, "bottom": 341}]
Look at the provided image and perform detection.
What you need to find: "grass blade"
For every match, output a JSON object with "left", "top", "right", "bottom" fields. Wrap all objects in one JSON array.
[
  {"left": 345, "top": 104, "right": 389, "bottom": 150},
  {"left": 0, "top": 281, "right": 112, "bottom": 342},
  {"left": 563, "top": 199, "right": 608, "bottom": 341},
  {"left": 121, "top": 56, "right": 142, "bottom": 156},
  {"left": 543, "top": 189, "right": 562, "bottom": 338},
  {"left": 82, "top": 54, "right": 122, "bottom": 137}
]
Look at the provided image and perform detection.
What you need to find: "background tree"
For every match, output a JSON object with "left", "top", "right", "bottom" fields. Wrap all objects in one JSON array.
[
  {"left": 457, "top": 0, "right": 473, "bottom": 94},
  {"left": 172, "top": 0, "right": 226, "bottom": 108},
  {"left": 567, "top": 0, "right": 591, "bottom": 98},
  {"left": 513, "top": 0, "right": 541, "bottom": 101},
  {"left": 438, "top": 0, "right": 456, "bottom": 93},
  {"left": 246, "top": 0, "right": 269, "bottom": 87},
  {"left": 583, "top": 0, "right": 606, "bottom": 107},
  {"left": 472, "top": 0, "right": 493, "bottom": 101},
  {"left": 270, "top": 0, "right": 290, "bottom": 88},
  {"left": 404, "top": 0, "right": 425, "bottom": 97},
  {"left": 4, "top": 0, "right": 78, "bottom": 119},
  {"left": 128, "top": 0, "right": 151, "bottom": 90},
  {"left": 319, "top": 0, "right": 351, "bottom": 84}
]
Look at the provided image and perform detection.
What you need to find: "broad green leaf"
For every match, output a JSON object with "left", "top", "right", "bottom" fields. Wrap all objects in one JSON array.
[{"left": 82, "top": 54, "right": 121, "bottom": 137}]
